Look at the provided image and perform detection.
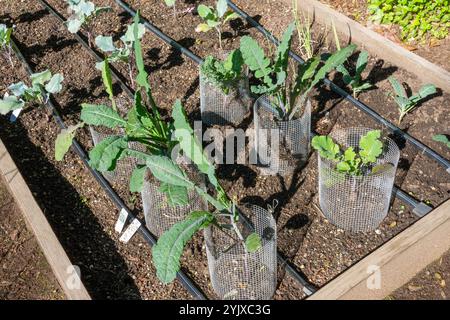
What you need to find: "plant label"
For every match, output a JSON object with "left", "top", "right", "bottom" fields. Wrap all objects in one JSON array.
[
  {"left": 115, "top": 208, "right": 128, "bottom": 233},
  {"left": 9, "top": 107, "right": 22, "bottom": 122},
  {"left": 119, "top": 218, "right": 141, "bottom": 243}
]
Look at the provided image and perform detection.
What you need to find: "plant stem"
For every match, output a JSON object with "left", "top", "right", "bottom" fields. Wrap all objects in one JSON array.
[{"left": 216, "top": 27, "right": 222, "bottom": 50}]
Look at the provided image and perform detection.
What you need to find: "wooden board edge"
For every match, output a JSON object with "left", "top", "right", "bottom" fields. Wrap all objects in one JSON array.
[
  {"left": 308, "top": 199, "right": 450, "bottom": 300},
  {"left": 0, "top": 139, "right": 91, "bottom": 300},
  {"left": 286, "top": 0, "right": 450, "bottom": 92}
]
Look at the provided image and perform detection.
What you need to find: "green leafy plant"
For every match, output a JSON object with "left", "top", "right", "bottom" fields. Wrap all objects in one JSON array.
[
  {"left": 95, "top": 22, "right": 145, "bottom": 88},
  {"left": 65, "top": 0, "right": 111, "bottom": 47},
  {"left": 388, "top": 76, "right": 436, "bottom": 124},
  {"left": 0, "top": 69, "right": 64, "bottom": 119},
  {"left": 336, "top": 51, "right": 373, "bottom": 97},
  {"left": 195, "top": 0, "right": 239, "bottom": 49},
  {"left": 240, "top": 23, "right": 355, "bottom": 120},
  {"left": 200, "top": 49, "right": 244, "bottom": 94},
  {"left": 368, "top": 0, "right": 450, "bottom": 43},
  {"left": 312, "top": 130, "right": 385, "bottom": 175},
  {"left": 433, "top": 134, "right": 450, "bottom": 148},
  {"left": 0, "top": 24, "right": 13, "bottom": 66}
]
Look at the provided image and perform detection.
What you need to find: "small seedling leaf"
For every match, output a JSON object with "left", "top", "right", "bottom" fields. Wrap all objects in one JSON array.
[
  {"left": 311, "top": 135, "right": 340, "bottom": 160},
  {"left": 95, "top": 35, "right": 116, "bottom": 52},
  {"left": 44, "top": 73, "right": 64, "bottom": 94},
  {"left": 359, "top": 130, "right": 382, "bottom": 164},
  {"left": 55, "top": 123, "right": 84, "bottom": 161},
  {"left": 0, "top": 95, "right": 25, "bottom": 115},
  {"left": 245, "top": 233, "right": 262, "bottom": 253}
]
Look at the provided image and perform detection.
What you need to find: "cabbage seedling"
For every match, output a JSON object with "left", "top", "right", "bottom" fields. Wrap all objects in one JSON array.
[
  {"left": 65, "top": 0, "right": 111, "bottom": 47},
  {"left": 240, "top": 23, "right": 355, "bottom": 120},
  {"left": 433, "top": 134, "right": 450, "bottom": 149},
  {"left": 0, "top": 69, "right": 64, "bottom": 120},
  {"left": 312, "top": 130, "right": 386, "bottom": 176},
  {"left": 336, "top": 51, "right": 373, "bottom": 97},
  {"left": 195, "top": 0, "right": 239, "bottom": 49},
  {"left": 0, "top": 24, "right": 13, "bottom": 66},
  {"left": 95, "top": 22, "right": 145, "bottom": 88},
  {"left": 388, "top": 76, "right": 436, "bottom": 124}
]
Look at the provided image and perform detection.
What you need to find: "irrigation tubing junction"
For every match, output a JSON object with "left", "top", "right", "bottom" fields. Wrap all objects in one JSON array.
[{"left": 27, "top": 0, "right": 446, "bottom": 297}]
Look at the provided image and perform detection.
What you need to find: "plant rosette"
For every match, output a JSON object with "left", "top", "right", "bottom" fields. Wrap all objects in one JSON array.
[
  {"left": 313, "top": 127, "right": 400, "bottom": 232},
  {"left": 254, "top": 95, "right": 311, "bottom": 176},
  {"left": 200, "top": 50, "right": 251, "bottom": 126},
  {"left": 204, "top": 204, "right": 277, "bottom": 300}
]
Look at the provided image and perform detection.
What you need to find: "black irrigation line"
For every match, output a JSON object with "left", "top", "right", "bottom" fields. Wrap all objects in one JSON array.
[
  {"left": 9, "top": 12, "right": 206, "bottom": 300},
  {"left": 113, "top": 1, "right": 431, "bottom": 216},
  {"left": 226, "top": 0, "right": 450, "bottom": 174}
]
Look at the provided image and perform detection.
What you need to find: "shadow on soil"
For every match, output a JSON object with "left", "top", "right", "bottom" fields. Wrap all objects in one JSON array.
[{"left": 0, "top": 120, "right": 142, "bottom": 300}]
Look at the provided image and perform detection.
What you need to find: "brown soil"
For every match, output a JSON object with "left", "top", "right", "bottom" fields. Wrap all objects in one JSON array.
[
  {"left": 0, "top": 175, "right": 64, "bottom": 299},
  {"left": 389, "top": 249, "right": 450, "bottom": 300},
  {"left": 0, "top": 0, "right": 448, "bottom": 300},
  {"left": 318, "top": 0, "right": 450, "bottom": 71}
]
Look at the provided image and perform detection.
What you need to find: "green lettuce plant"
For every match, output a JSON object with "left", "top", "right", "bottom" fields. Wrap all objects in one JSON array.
[
  {"left": 388, "top": 76, "right": 436, "bottom": 124},
  {"left": 240, "top": 23, "right": 355, "bottom": 120},
  {"left": 200, "top": 49, "right": 244, "bottom": 94},
  {"left": 0, "top": 24, "right": 13, "bottom": 66},
  {"left": 195, "top": 0, "right": 239, "bottom": 49},
  {"left": 336, "top": 51, "right": 373, "bottom": 97},
  {"left": 65, "top": 0, "right": 111, "bottom": 47},
  {"left": 0, "top": 69, "right": 64, "bottom": 119},
  {"left": 312, "top": 130, "right": 385, "bottom": 176}
]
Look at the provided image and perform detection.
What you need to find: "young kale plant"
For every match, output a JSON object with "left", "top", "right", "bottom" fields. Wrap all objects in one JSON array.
[
  {"left": 0, "top": 70, "right": 64, "bottom": 120},
  {"left": 65, "top": 0, "right": 111, "bottom": 47},
  {"left": 336, "top": 51, "right": 373, "bottom": 97},
  {"left": 388, "top": 76, "right": 436, "bottom": 124},
  {"left": 201, "top": 49, "right": 244, "bottom": 94},
  {"left": 195, "top": 0, "right": 239, "bottom": 49},
  {"left": 95, "top": 22, "right": 145, "bottom": 88},
  {"left": 312, "top": 129, "right": 386, "bottom": 176},
  {"left": 240, "top": 23, "right": 356, "bottom": 120},
  {"left": 0, "top": 24, "right": 13, "bottom": 66},
  {"left": 433, "top": 134, "right": 450, "bottom": 149}
]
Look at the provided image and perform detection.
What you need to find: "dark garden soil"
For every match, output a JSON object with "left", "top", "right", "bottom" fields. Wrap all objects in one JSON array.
[
  {"left": 318, "top": 0, "right": 450, "bottom": 72},
  {"left": 0, "top": 0, "right": 448, "bottom": 299},
  {"left": 0, "top": 175, "right": 64, "bottom": 299}
]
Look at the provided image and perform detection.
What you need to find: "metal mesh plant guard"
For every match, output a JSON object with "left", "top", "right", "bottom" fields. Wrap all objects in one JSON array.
[
  {"left": 141, "top": 156, "right": 207, "bottom": 237},
  {"left": 318, "top": 127, "right": 400, "bottom": 232},
  {"left": 254, "top": 95, "right": 311, "bottom": 175},
  {"left": 199, "top": 69, "right": 251, "bottom": 126},
  {"left": 89, "top": 126, "right": 143, "bottom": 184},
  {"left": 204, "top": 205, "right": 277, "bottom": 300}
]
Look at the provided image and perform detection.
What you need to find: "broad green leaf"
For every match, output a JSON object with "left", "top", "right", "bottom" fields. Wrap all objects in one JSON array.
[
  {"left": 129, "top": 165, "right": 147, "bottom": 192},
  {"left": 89, "top": 135, "right": 128, "bottom": 172},
  {"left": 152, "top": 211, "right": 214, "bottom": 283},
  {"left": 433, "top": 134, "right": 449, "bottom": 144},
  {"left": 355, "top": 51, "right": 369, "bottom": 75},
  {"left": 223, "top": 12, "right": 239, "bottom": 23},
  {"left": 121, "top": 23, "right": 145, "bottom": 44},
  {"left": 240, "top": 36, "right": 271, "bottom": 79},
  {"left": 80, "top": 104, "right": 125, "bottom": 128},
  {"left": 343, "top": 147, "right": 356, "bottom": 162},
  {"left": 197, "top": 5, "right": 213, "bottom": 19},
  {"left": 417, "top": 84, "right": 436, "bottom": 99},
  {"left": 99, "top": 60, "right": 116, "bottom": 110},
  {"left": 311, "top": 135, "right": 340, "bottom": 160},
  {"left": 45, "top": 73, "right": 64, "bottom": 94},
  {"left": 164, "top": 0, "right": 176, "bottom": 7},
  {"left": 8, "top": 82, "right": 28, "bottom": 97},
  {"left": 336, "top": 161, "right": 351, "bottom": 172},
  {"left": 359, "top": 130, "right": 383, "bottom": 164},
  {"left": 0, "top": 96, "right": 25, "bottom": 115},
  {"left": 274, "top": 22, "right": 295, "bottom": 75},
  {"left": 79, "top": 0, "right": 95, "bottom": 16},
  {"left": 195, "top": 23, "right": 212, "bottom": 33},
  {"left": 145, "top": 154, "right": 194, "bottom": 188},
  {"left": 31, "top": 70, "right": 52, "bottom": 86},
  {"left": 172, "top": 100, "right": 218, "bottom": 188},
  {"left": 245, "top": 233, "right": 262, "bottom": 253},
  {"left": 55, "top": 123, "right": 84, "bottom": 161},
  {"left": 95, "top": 35, "right": 115, "bottom": 52},
  {"left": 66, "top": 18, "right": 82, "bottom": 33},
  {"left": 216, "top": 0, "right": 228, "bottom": 18},
  {"left": 159, "top": 182, "right": 189, "bottom": 206},
  {"left": 388, "top": 76, "right": 407, "bottom": 98}
]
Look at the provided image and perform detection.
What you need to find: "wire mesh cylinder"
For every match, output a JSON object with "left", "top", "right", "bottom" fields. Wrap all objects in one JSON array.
[
  {"left": 89, "top": 126, "right": 141, "bottom": 184},
  {"left": 318, "top": 127, "right": 400, "bottom": 232},
  {"left": 204, "top": 205, "right": 277, "bottom": 300},
  {"left": 254, "top": 95, "right": 311, "bottom": 175},
  {"left": 200, "top": 68, "right": 251, "bottom": 126},
  {"left": 141, "top": 157, "right": 207, "bottom": 237}
]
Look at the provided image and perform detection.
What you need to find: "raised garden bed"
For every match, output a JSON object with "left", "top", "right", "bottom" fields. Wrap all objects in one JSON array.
[{"left": 0, "top": 0, "right": 448, "bottom": 300}]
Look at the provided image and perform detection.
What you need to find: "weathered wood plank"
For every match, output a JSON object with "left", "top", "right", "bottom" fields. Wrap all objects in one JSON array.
[
  {"left": 288, "top": 0, "right": 450, "bottom": 92},
  {"left": 0, "top": 139, "right": 91, "bottom": 300}
]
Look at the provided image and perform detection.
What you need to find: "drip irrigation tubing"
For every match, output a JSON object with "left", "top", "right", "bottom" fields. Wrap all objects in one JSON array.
[
  {"left": 112, "top": 0, "right": 431, "bottom": 217},
  {"left": 226, "top": 0, "right": 450, "bottom": 174},
  {"left": 36, "top": 0, "right": 432, "bottom": 296},
  {"left": 9, "top": 35, "right": 207, "bottom": 300}
]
